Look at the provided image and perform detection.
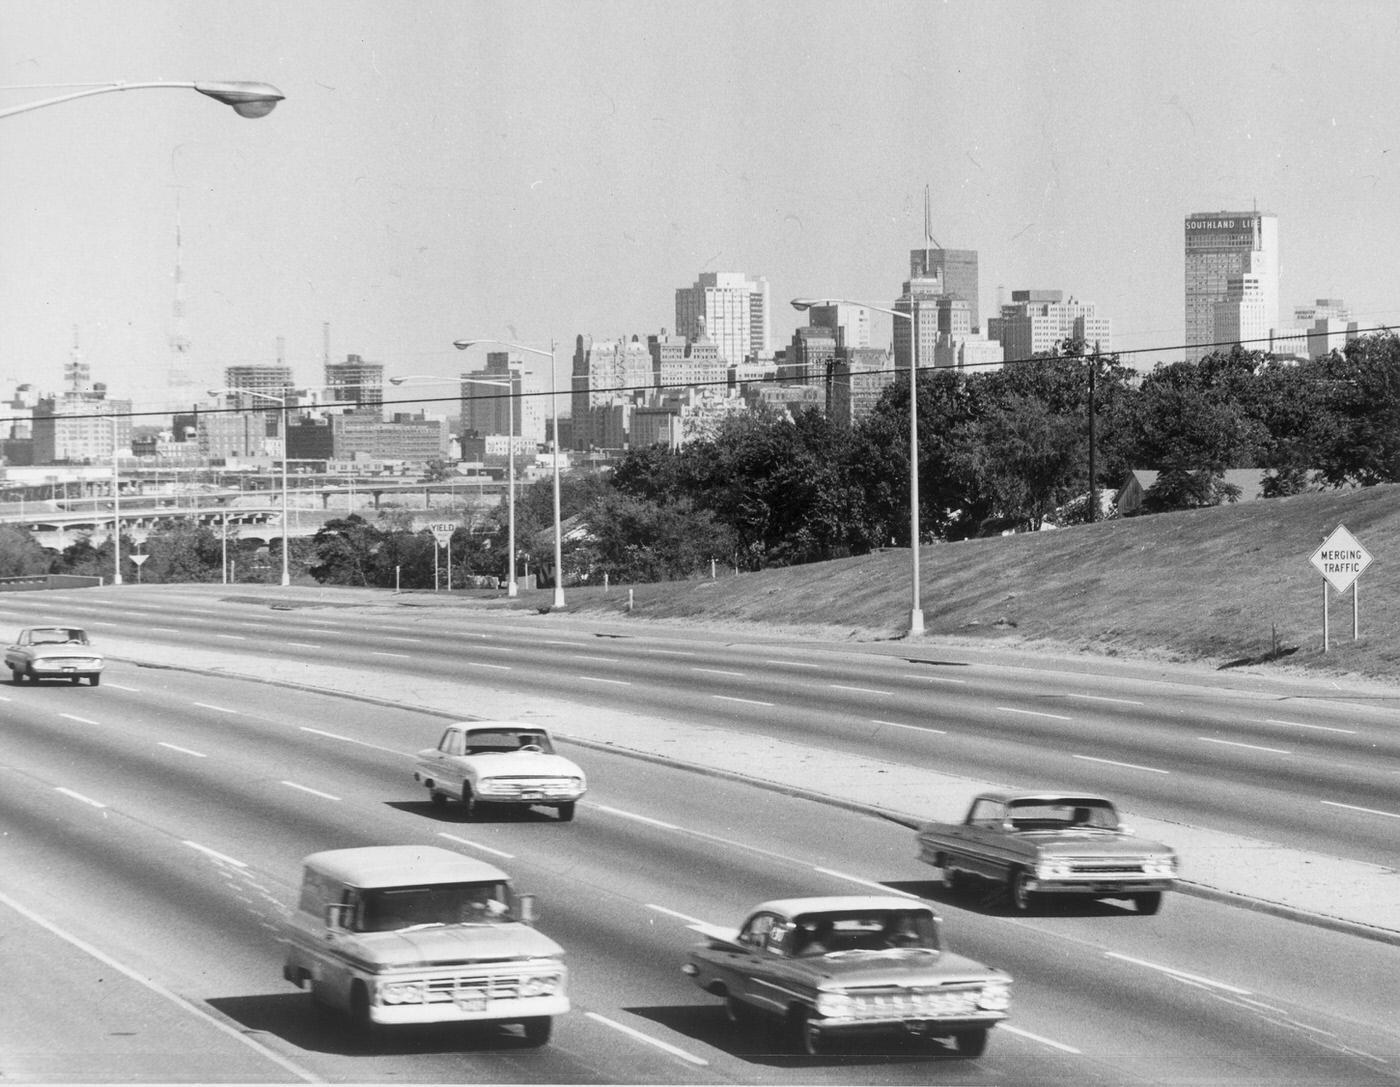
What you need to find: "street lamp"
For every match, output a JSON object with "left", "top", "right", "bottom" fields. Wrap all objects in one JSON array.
[
  {"left": 791, "top": 297, "right": 925, "bottom": 636},
  {"left": 109, "top": 414, "right": 122, "bottom": 585},
  {"left": 453, "top": 339, "right": 566, "bottom": 608},
  {"left": 209, "top": 388, "right": 290, "bottom": 587},
  {"left": 392, "top": 374, "right": 517, "bottom": 598},
  {"left": 0, "top": 80, "right": 285, "bottom": 120}
]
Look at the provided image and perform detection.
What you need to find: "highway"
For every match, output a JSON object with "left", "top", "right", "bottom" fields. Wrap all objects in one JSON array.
[{"left": 0, "top": 586, "right": 1398, "bottom": 1084}]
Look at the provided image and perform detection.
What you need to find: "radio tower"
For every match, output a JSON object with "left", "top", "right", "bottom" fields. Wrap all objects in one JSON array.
[
  {"left": 167, "top": 194, "right": 193, "bottom": 391},
  {"left": 65, "top": 324, "right": 90, "bottom": 393}
]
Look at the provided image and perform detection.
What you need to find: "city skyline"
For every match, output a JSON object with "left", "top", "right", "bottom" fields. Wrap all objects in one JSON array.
[{"left": 3, "top": 1, "right": 1399, "bottom": 416}]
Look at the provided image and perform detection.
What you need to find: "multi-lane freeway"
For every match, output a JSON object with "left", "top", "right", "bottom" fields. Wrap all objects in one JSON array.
[{"left": 0, "top": 586, "right": 1397, "bottom": 1084}]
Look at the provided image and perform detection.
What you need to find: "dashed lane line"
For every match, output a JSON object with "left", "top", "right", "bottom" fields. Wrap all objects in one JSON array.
[
  {"left": 1199, "top": 737, "right": 1291, "bottom": 755},
  {"left": 437, "top": 832, "right": 513, "bottom": 860},
  {"left": 55, "top": 787, "right": 106, "bottom": 808},
  {"left": 281, "top": 781, "right": 341, "bottom": 802},
  {"left": 585, "top": 1011, "right": 709, "bottom": 1067},
  {"left": 1073, "top": 754, "right": 1170, "bottom": 774},
  {"left": 158, "top": 742, "right": 207, "bottom": 758},
  {"left": 871, "top": 718, "right": 948, "bottom": 735}
]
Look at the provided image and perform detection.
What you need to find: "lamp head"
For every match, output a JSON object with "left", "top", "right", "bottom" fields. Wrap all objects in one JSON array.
[
  {"left": 452, "top": 340, "right": 478, "bottom": 351},
  {"left": 790, "top": 298, "right": 819, "bottom": 312},
  {"left": 194, "top": 81, "right": 284, "bottom": 118}
]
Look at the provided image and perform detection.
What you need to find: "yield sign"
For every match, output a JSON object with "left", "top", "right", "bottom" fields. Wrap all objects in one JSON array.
[{"left": 1310, "top": 524, "right": 1372, "bottom": 593}]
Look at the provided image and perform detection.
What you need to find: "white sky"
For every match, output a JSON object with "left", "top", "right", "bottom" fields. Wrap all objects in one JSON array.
[{"left": 3, "top": 0, "right": 1399, "bottom": 418}]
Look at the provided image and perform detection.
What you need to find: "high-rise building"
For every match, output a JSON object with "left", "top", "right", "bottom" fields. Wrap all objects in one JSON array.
[
  {"left": 988, "top": 289, "right": 1111, "bottom": 361},
  {"left": 648, "top": 331, "right": 724, "bottom": 393},
  {"left": 805, "top": 303, "right": 870, "bottom": 350},
  {"left": 909, "top": 247, "right": 980, "bottom": 332},
  {"left": 675, "top": 272, "right": 771, "bottom": 365},
  {"left": 1184, "top": 210, "right": 1279, "bottom": 362},
  {"left": 570, "top": 335, "right": 652, "bottom": 450},
  {"left": 325, "top": 354, "right": 384, "bottom": 416},
  {"left": 32, "top": 395, "right": 132, "bottom": 465},
  {"left": 1213, "top": 273, "right": 1270, "bottom": 353}
]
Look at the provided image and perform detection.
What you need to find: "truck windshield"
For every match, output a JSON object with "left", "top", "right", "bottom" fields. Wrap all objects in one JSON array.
[{"left": 356, "top": 881, "right": 513, "bottom": 932}]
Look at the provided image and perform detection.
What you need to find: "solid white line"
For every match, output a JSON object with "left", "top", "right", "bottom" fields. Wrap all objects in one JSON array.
[
  {"left": 0, "top": 888, "right": 319, "bottom": 1082},
  {"left": 585, "top": 1011, "right": 709, "bottom": 1067},
  {"left": 1068, "top": 694, "right": 1145, "bottom": 706},
  {"left": 645, "top": 903, "right": 709, "bottom": 926},
  {"left": 436, "top": 832, "right": 513, "bottom": 860},
  {"left": 812, "top": 867, "right": 919, "bottom": 897},
  {"left": 58, "top": 713, "right": 100, "bottom": 726},
  {"left": 999, "top": 1023, "right": 1083, "bottom": 1054},
  {"left": 578, "top": 675, "right": 631, "bottom": 686},
  {"left": 1262, "top": 717, "right": 1355, "bottom": 735},
  {"left": 1106, "top": 950, "right": 1251, "bottom": 995},
  {"left": 1323, "top": 799, "right": 1400, "bottom": 820},
  {"left": 55, "top": 787, "right": 106, "bottom": 808},
  {"left": 830, "top": 684, "right": 890, "bottom": 696},
  {"left": 693, "top": 667, "right": 744, "bottom": 677},
  {"left": 1199, "top": 737, "right": 1291, "bottom": 755},
  {"left": 193, "top": 702, "right": 239, "bottom": 714},
  {"left": 596, "top": 805, "right": 681, "bottom": 830},
  {"left": 183, "top": 840, "right": 248, "bottom": 868},
  {"left": 281, "top": 781, "right": 341, "bottom": 801},
  {"left": 871, "top": 719, "right": 948, "bottom": 735},
  {"left": 158, "top": 742, "right": 207, "bottom": 758},
  {"left": 300, "top": 727, "right": 406, "bottom": 755},
  {"left": 1073, "top": 754, "right": 1169, "bottom": 774},
  {"left": 714, "top": 694, "right": 773, "bottom": 707},
  {"left": 999, "top": 706, "right": 1073, "bottom": 721}
]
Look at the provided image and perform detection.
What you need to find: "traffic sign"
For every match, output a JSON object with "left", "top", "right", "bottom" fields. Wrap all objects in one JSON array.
[
  {"left": 1310, "top": 524, "right": 1372, "bottom": 593},
  {"left": 428, "top": 521, "right": 458, "bottom": 547}
]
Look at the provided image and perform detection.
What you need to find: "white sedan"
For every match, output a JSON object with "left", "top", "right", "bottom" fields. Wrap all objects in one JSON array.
[
  {"left": 413, "top": 722, "right": 586, "bottom": 821},
  {"left": 6, "top": 626, "right": 104, "bottom": 686}
]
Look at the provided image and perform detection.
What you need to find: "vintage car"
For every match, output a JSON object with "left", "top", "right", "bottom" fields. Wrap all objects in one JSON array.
[
  {"left": 413, "top": 722, "right": 586, "bottom": 821},
  {"left": 916, "top": 791, "right": 1178, "bottom": 914},
  {"left": 682, "top": 895, "right": 1011, "bottom": 1057},
  {"left": 5, "top": 626, "right": 104, "bottom": 686}
]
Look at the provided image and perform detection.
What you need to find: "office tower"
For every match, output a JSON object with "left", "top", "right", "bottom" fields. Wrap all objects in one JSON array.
[
  {"left": 909, "top": 188, "right": 980, "bottom": 330},
  {"left": 325, "top": 354, "right": 384, "bottom": 416},
  {"left": 806, "top": 303, "right": 870, "bottom": 350},
  {"left": 460, "top": 352, "right": 521, "bottom": 440},
  {"left": 1213, "top": 274, "right": 1270, "bottom": 352},
  {"left": 675, "top": 272, "right": 771, "bottom": 365},
  {"left": 222, "top": 364, "right": 295, "bottom": 436},
  {"left": 988, "top": 290, "right": 1112, "bottom": 361},
  {"left": 892, "top": 268, "right": 946, "bottom": 373},
  {"left": 1184, "top": 210, "right": 1279, "bottom": 362},
  {"left": 570, "top": 334, "right": 651, "bottom": 450}
]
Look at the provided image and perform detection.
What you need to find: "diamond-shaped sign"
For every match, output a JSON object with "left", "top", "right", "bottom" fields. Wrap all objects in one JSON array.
[{"left": 1310, "top": 524, "right": 1372, "bottom": 593}]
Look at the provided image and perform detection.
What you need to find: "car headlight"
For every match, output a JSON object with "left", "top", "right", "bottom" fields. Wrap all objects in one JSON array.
[
  {"left": 1144, "top": 856, "right": 1178, "bottom": 877},
  {"left": 520, "top": 973, "right": 564, "bottom": 997},
  {"left": 815, "top": 991, "right": 855, "bottom": 1018},
  {"left": 477, "top": 778, "right": 507, "bottom": 795},
  {"left": 1037, "top": 861, "right": 1072, "bottom": 879},
  {"left": 381, "top": 981, "right": 425, "bottom": 1004},
  {"left": 568, "top": 777, "right": 584, "bottom": 790},
  {"left": 977, "top": 981, "right": 1012, "bottom": 1011}
]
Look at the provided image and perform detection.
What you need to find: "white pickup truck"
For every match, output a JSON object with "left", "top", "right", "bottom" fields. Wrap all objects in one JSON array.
[{"left": 5, "top": 626, "right": 104, "bottom": 686}]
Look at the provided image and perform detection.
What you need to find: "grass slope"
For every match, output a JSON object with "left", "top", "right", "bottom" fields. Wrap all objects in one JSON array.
[{"left": 569, "top": 483, "right": 1400, "bottom": 682}]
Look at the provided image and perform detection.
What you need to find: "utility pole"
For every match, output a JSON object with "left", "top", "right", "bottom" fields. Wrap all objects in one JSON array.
[{"left": 1087, "top": 342, "right": 1099, "bottom": 523}]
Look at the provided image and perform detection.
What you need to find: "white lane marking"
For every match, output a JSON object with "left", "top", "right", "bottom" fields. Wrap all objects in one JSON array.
[
  {"left": 0, "top": 887, "right": 319, "bottom": 1082},
  {"left": 1261, "top": 717, "right": 1355, "bottom": 735},
  {"left": 1073, "top": 754, "right": 1169, "bottom": 774},
  {"left": 647, "top": 649, "right": 695, "bottom": 657},
  {"left": 158, "top": 742, "right": 207, "bottom": 758},
  {"left": 903, "top": 674, "right": 967, "bottom": 684},
  {"left": 58, "top": 713, "right": 100, "bottom": 725},
  {"left": 281, "top": 781, "right": 341, "bottom": 801},
  {"left": 1068, "top": 693, "right": 1145, "bottom": 707},
  {"left": 999, "top": 706, "right": 1073, "bottom": 721},
  {"left": 597, "top": 805, "right": 681, "bottom": 831},
  {"left": 574, "top": 655, "right": 620, "bottom": 664},
  {"left": 1323, "top": 799, "right": 1400, "bottom": 820},
  {"left": 55, "top": 787, "right": 106, "bottom": 808},
  {"left": 371, "top": 651, "right": 410, "bottom": 659},
  {"left": 102, "top": 682, "right": 139, "bottom": 691},
  {"left": 585, "top": 1011, "right": 709, "bottom": 1067},
  {"left": 693, "top": 667, "right": 744, "bottom": 677},
  {"left": 871, "top": 718, "right": 948, "bottom": 735},
  {"left": 214, "top": 634, "right": 247, "bottom": 641},
  {"left": 578, "top": 675, "right": 631, "bottom": 686},
  {"left": 300, "top": 726, "right": 406, "bottom": 755},
  {"left": 714, "top": 694, "right": 773, "bottom": 707},
  {"left": 285, "top": 642, "right": 322, "bottom": 649},
  {"left": 1106, "top": 951, "right": 1251, "bottom": 995},
  {"left": 812, "top": 867, "right": 919, "bottom": 898},
  {"left": 478, "top": 645, "right": 513, "bottom": 653},
  {"left": 541, "top": 640, "right": 587, "bottom": 647},
  {"left": 183, "top": 840, "right": 248, "bottom": 868},
  {"left": 766, "top": 659, "right": 820, "bottom": 668},
  {"left": 1000, "top": 1023, "right": 1082, "bottom": 1053},
  {"left": 830, "top": 684, "right": 890, "bottom": 696},
  {"left": 149, "top": 627, "right": 180, "bottom": 633},
  {"left": 437, "top": 832, "right": 513, "bottom": 860},
  {"left": 193, "top": 702, "right": 240, "bottom": 714},
  {"left": 467, "top": 662, "right": 511, "bottom": 671},
  {"left": 645, "top": 903, "right": 708, "bottom": 926},
  {"left": 1199, "top": 737, "right": 1291, "bottom": 755}
]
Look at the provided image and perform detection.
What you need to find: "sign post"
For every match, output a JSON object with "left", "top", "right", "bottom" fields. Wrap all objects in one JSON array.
[
  {"left": 428, "top": 522, "right": 458, "bottom": 592},
  {"left": 1309, "top": 524, "right": 1373, "bottom": 652}
]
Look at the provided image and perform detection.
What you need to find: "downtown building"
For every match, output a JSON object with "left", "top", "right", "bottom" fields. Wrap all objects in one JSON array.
[
  {"left": 674, "top": 272, "right": 772, "bottom": 366},
  {"left": 324, "top": 354, "right": 384, "bottom": 416},
  {"left": 988, "top": 290, "right": 1112, "bottom": 362},
  {"left": 1184, "top": 210, "right": 1279, "bottom": 362}
]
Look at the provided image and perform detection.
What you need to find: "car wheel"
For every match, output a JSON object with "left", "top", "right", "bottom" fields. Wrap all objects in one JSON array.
[
  {"left": 557, "top": 801, "right": 575, "bottom": 822},
  {"left": 70, "top": 675, "right": 81, "bottom": 684},
  {"left": 461, "top": 787, "right": 478, "bottom": 820},
  {"left": 349, "top": 983, "right": 381, "bottom": 1049},
  {"left": 520, "top": 1016, "right": 552, "bottom": 1046},
  {"left": 722, "top": 990, "right": 752, "bottom": 1028},
  {"left": 1134, "top": 891, "right": 1163, "bottom": 915},
  {"left": 942, "top": 861, "right": 965, "bottom": 896},
  {"left": 1010, "top": 869, "right": 1038, "bottom": 913},
  {"left": 7, "top": 667, "right": 18, "bottom": 684},
  {"left": 429, "top": 790, "right": 447, "bottom": 807},
  {"left": 89, "top": 674, "right": 100, "bottom": 687},
  {"left": 789, "top": 1007, "right": 825, "bottom": 1056},
  {"left": 952, "top": 1028, "right": 988, "bottom": 1057}
]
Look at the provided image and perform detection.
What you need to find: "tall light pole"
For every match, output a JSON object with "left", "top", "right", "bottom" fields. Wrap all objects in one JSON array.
[
  {"left": 392, "top": 374, "right": 517, "bottom": 597},
  {"left": 109, "top": 414, "right": 123, "bottom": 585},
  {"left": 209, "top": 388, "right": 290, "bottom": 587},
  {"left": 453, "top": 339, "right": 566, "bottom": 608},
  {"left": 791, "top": 297, "right": 925, "bottom": 636},
  {"left": 0, "top": 80, "right": 284, "bottom": 120}
]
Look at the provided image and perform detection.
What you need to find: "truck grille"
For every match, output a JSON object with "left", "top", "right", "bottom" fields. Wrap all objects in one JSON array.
[
  {"left": 1069, "top": 863, "right": 1146, "bottom": 874},
  {"left": 423, "top": 972, "right": 531, "bottom": 1003}
]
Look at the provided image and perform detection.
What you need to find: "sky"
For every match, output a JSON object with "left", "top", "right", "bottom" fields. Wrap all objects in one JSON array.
[{"left": 4, "top": 0, "right": 1400, "bottom": 421}]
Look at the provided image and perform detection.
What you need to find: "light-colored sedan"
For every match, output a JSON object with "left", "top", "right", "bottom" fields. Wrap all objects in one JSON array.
[
  {"left": 413, "top": 721, "right": 586, "bottom": 821},
  {"left": 5, "top": 626, "right": 104, "bottom": 686}
]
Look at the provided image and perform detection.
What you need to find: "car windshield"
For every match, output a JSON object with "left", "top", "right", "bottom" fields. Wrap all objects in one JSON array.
[
  {"left": 464, "top": 730, "right": 555, "bottom": 754},
  {"left": 355, "top": 880, "right": 515, "bottom": 932},
  {"left": 1008, "top": 800, "right": 1119, "bottom": 830},
  {"left": 31, "top": 629, "right": 88, "bottom": 645},
  {"left": 789, "top": 910, "right": 939, "bottom": 957}
]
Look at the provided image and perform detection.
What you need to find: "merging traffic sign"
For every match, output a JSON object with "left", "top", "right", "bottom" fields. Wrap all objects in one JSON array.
[{"left": 1309, "top": 524, "right": 1372, "bottom": 593}]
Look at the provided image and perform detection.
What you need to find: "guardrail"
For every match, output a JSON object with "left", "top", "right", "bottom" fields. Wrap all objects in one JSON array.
[{"left": 0, "top": 574, "right": 104, "bottom": 593}]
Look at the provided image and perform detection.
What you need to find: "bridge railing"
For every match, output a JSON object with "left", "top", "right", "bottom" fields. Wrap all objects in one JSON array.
[{"left": 0, "top": 574, "right": 103, "bottom": 593}]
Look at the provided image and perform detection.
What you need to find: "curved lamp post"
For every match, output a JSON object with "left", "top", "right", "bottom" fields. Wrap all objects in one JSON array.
[
  {"left": 392, "top": 374, "right": 517, "bottom": 598},
  {"left": 209, "top": 388, "right": 290, "bottom": 587},
  {"left": 109, "top": 414, "right": 123, "bottom": 585},
  {"left": 791, "top": 297, "right": 925, "bottom": 636},
  {"left": 453, "top": 339, "right": 565, "bottom": 608},
  {"left": 0, "top": 80, "right": 285, "bottom": 120}
]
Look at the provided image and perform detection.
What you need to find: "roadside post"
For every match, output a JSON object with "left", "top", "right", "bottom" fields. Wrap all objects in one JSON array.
[
  {"left": 429, "top": 521, "right": 458, "bottom": 591},
  {"left": 1309, "top": 524, "right": 1373, "bottom": 652}
]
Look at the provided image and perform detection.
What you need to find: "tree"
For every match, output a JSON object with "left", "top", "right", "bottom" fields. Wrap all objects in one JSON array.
[
  {"left": 307, "top": 515, "right": 385, "bottom": 586},
  {"left": 0, "top": 525, "right": 53, "bottom": 578}
]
